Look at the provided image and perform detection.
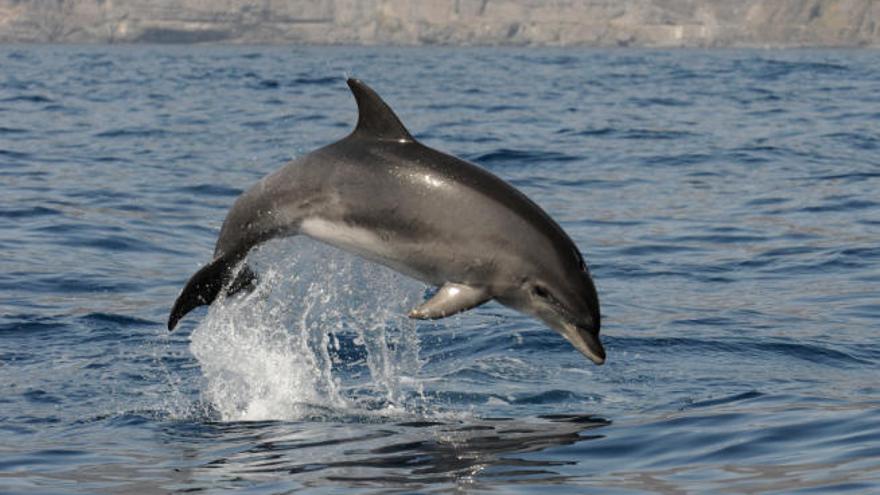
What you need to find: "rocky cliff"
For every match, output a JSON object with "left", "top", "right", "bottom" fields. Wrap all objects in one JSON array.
[{"left": 0, "top": 0, "right": 878, "bottom": 47}]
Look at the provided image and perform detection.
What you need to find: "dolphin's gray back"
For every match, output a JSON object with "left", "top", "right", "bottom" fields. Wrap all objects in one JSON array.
[{"left": 214, "top": 134, "right": 578, "bottom": 289}]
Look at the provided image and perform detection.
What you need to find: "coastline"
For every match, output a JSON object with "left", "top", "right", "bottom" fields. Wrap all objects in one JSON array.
[{"left": 0, "top": 0, "right": 877, "bottom": 48}]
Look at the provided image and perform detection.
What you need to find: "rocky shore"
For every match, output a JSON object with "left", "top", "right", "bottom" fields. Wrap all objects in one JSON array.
[{"left": 0, "top": 0, "right": 878, "bottom": 47}]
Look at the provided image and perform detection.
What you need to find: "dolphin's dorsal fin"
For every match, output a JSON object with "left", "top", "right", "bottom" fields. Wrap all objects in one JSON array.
[{"left": 347, "top": 78, "right": 414, "bottom": 142}]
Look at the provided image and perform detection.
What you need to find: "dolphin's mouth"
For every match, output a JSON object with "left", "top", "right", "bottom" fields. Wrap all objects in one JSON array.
[{"left": 562, "top": 323, "right": 606, "bottom": 365}]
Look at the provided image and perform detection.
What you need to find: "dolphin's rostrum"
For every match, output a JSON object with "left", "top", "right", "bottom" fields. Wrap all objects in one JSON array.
[{"left": 169, "top": 79, "right": 605, "bottom": 365}]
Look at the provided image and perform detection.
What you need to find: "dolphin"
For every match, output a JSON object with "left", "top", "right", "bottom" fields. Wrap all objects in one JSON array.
[{"left": 168, "top": 79, "right": 604, "bottom": 364}]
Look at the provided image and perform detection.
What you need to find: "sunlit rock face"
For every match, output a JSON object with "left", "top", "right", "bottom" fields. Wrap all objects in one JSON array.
[{"left": 0, "top": 0, "right": 877, "bottom": 47}]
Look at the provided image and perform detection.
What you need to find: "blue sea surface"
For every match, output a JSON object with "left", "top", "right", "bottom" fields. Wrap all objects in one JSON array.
[{"left": 1, "top": 45, "right": 879, "bottom": 493}]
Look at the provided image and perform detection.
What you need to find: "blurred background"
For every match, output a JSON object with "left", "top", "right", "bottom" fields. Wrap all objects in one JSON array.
[{"left": 1, "top": 0, "right": 879, "bottom": 47}]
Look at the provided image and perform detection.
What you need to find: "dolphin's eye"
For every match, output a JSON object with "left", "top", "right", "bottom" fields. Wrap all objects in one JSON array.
[{"left": 532, "top": 285, "right": 550, "bottom": 299}]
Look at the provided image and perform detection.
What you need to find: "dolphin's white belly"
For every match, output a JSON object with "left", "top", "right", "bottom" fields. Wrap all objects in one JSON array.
[{"left": 299, "top": 217, "right": 440, "bottom": 284}]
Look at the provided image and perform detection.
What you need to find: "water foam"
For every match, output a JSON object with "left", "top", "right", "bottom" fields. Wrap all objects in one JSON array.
[{"left": 189, "top": 238, "right": 427, "bottom": 422}]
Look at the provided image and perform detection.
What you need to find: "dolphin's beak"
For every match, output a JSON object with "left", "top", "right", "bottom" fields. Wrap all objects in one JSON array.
[{"left": 562, "top": 323, "right": 606, "bottom": 365}]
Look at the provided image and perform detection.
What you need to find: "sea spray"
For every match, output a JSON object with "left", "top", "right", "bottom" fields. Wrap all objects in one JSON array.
[{"left": 189, "top": 238, "right": 426, "bottom": 421}]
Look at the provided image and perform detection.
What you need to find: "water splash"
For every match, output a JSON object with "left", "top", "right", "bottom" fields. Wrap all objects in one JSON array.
[{"left": 189, "top": 238, "right": 427, "bottom": 422}]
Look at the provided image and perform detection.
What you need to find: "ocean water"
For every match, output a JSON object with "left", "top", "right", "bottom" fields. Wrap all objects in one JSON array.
[{"left": 1, "top": 45, "right": 879, "bottom": 494}]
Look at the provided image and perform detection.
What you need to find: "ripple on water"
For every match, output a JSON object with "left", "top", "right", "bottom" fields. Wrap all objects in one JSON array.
[{"left": 1, "top": 46, "right": 879, "bottom": 494}]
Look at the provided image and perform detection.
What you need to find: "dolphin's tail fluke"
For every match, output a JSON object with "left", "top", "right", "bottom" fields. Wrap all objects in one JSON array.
[{"left": 167, "top": 255, "right": 257, "bottom": 331}]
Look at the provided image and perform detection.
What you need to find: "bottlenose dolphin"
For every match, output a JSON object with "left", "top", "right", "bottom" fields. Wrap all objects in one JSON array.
[{"left": 168, "top": 79, "right": 604, "bottom": 364}]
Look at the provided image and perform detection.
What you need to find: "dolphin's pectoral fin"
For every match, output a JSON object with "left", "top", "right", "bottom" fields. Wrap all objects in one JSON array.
[{"left": 408, "top": 283, "right": 491, "bottom": 320}]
